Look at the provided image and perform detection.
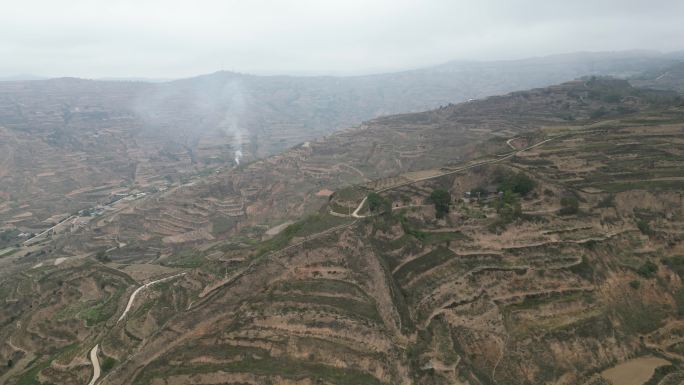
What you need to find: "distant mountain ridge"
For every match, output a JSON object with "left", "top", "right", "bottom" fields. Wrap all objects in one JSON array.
[{"left": 0, "top": 50, "right": 683, "bottom": 231}]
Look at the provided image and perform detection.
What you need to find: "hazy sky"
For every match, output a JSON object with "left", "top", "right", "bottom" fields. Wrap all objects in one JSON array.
[{"left": 2, "top": 0, "right": 683, "bottom": 78}]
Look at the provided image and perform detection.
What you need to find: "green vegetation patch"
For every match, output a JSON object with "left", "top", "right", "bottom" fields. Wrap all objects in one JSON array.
[
  {"left": 169, "top": 344, "right": 269, "bottom": 362},
  {"left": 101, "top": 355, "right": 117, "bottom": 373},
  {"left": 560, "top": 196, "right": 580, "bottom": 215},
  {"left": 636, "top": 219, "right": 655, "bottom": 236},
  {"left": 393, "top": 247, "right": 456, "bottom": 284},
  {"left": 673, "top": 288, "right": 684, "bottom": 316},
  {"left": 636, "top": 260, "right": 658, "bottom": 278},
  {"left": 367, "top": 192, "right": 391, "bottom": 214},
  {"left": 137, "top": 355, "right": 386, "bottom": 385},
  {"left": 269, "top": 293, "right": 381, "bottom": 322},
  {"left": 79, "top": 286, "right": 125, "bottom": 326},
  {"left": 16, "top": 357, "right": 52, "bottom": 385},
  {"left": 429, "top": 189, "right": 451, "bottom": 219},
  {"left": 643, "top": 365, "right": 679, "bottom": 385},
  {"left": 53, "top": 343, "right": 81, "bottom": 365},
  {"left": 612, "top": 301, "right": 669, "bottom": 334},
  {"left": 0, "top": 228, "right": 21, "bottom": 249},
  {"left": 374, "top": 250, "right": 414, "bottom": 332},
  {"left": 589, "top": 180, "right": 684, "bottom": 193},
  {"left": 399, "top": 215, "right": 466, "bottom": 245},
  {"left": 511, "top": 156, "right": 553, "bottom": 166},
  {"left": 569, "top": 256, "right": 595, "bottom": 281},
  {"left": 493, "top": 168, "right": 536, "bottom": 196},
  {"left": 16, "top": 343, "right": 80, "bottom": 385},
  {"left": 431, "top": 317, "right": 460, "bottom": 365},
  {"left": 550, "top": 313, "right": 614, "bottom": 340},
  {"left": 380, "top": 234, "right": 413, "bottom": 252},
  {"left": 507, "top": 290, "right": 594, "bottom": 311},
  {"left": 294, "top": 213, "right": 350, "bottom": 237},
  {"left": 663, "top": 256, "right": 684, "bottom": 279},
  {"left": 333, "top": 185, "right": 368, "bottom": 202},
  {"left": 255, "top": 213, "right": 351, "bottom": 256},
  {"left": 211, "top": 215, "right": 236, "bottom": 236},
  {"left": 161, "top": 249, "right": 205, "bottom": 268},
  {"left": 0, "top": 247, "right": 19, "bottom": 258},
  {"left": 273, "top": 279, "right": 369, "bottom": 300}
]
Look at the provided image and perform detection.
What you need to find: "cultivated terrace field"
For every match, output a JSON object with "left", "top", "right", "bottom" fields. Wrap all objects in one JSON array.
[
  {"left": 1, "top": 77, "right": 684, "bottom": 385},
  {"left": 5, "top": 54, "right": 657, "bottom": 236}
]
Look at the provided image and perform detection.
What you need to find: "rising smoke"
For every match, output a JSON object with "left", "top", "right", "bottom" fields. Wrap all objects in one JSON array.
[
  {"left": 218, "top": 79, "right": 247, "bottom": 166},
  {"left": 131, "top": 73, "right": 250, "bottom": 166}
]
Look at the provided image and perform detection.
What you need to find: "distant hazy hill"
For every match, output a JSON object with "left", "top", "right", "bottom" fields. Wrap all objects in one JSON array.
[
  {"left": 631, "top": 61, "right": 684, "bottom": 93},
  {"left": 121, "top": 50, "right": 684, "bottom": 157},
  {"left": 0, "top": 51, "right": 681, "bottom": 229}
]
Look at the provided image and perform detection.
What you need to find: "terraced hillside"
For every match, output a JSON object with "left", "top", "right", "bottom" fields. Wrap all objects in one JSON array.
[
  {"left": 0, "top": 52, "right": 681, "bottom": 235},
  {"left": 2, "top": 78, "right": 684, "bottom": 385},
  {"left": 94, "top": 106, "right": 684, "bottom": 385},
  {"left": 0, "top": 79, "right": 684, "bottom": 385},
  {"left": 65, "top": 78, "right": 681, "bottom": 255}
]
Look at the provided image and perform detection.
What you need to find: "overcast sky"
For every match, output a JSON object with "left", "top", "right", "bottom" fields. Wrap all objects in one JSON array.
[{"left": 2, "top": 0, "right": 683, "bottom": 79}]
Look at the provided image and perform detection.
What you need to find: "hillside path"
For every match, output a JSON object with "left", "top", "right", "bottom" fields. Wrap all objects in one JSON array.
[
  {"left": 117, "top": 272, "right": 186, "bottom": 323},
  {"left": 87, "top": 344, "right": 100, "bottom": 385}
]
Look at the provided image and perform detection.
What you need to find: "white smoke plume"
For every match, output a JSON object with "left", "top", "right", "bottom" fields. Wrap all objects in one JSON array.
[
  {"left": 130, "top": 72, "right": 251, "bottom": 167},
  {"left": 219, "top": 79, "right": 247, "bottom": 166}
]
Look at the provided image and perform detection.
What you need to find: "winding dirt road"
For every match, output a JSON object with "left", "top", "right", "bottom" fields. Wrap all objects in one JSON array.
[
  {"left": 351, "top": 196, "right": 367, "bottom": 218},
  {"left": 87, "top": 344, "right": 100, "bottom": 385},
  {"left": 117, "top": 273, "right": 186, "bottom": 323},
  {"left": 506, "top": 137, "right": 517, "bottom": 149}
]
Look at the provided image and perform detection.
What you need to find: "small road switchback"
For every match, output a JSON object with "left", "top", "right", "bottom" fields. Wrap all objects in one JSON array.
[{"left": 117, "top": 273, "right": 186, "bottom": 323}]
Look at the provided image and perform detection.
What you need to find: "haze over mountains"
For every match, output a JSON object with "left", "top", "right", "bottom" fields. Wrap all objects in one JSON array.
[
  {"left": 2, "top": 47, "right": 684, "bottom": 385},
  {"left": 1, "top": 50, "right": 684, "bottom": 231}
]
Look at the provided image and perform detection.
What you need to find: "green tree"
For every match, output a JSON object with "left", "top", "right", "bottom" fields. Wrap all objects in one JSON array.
[
  {"left": 101, "top": 356, "right": 117, "bottom": 372},
  {"left": 367, "top": 192, "right": 383, "bottom": 212},
  {"left": 637, "top": 261, "right": 658, "bottom": 278},
  {"left": 367, "top": 192, "right": 391, "bottom": 215},
  {"left": 636, "top": 219, "right": 654, "bottom": 236},
  {"left": 366, "top": 192, "right": 382, "bottom": 212},
  {"left": 508, "top": 172, "right": 536, "bottom": 196},
  {"left": 493, "top": 169, "right": 536, "bottom": 196},
  {"left": 381, "top": 197, "right": 392, "bottom": 215},
  {"left": 430, "top": 189, "right": 451, "bottom": 219},
  {"left": 494, "top": 189, "right": 521, "bottom": 220}
]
